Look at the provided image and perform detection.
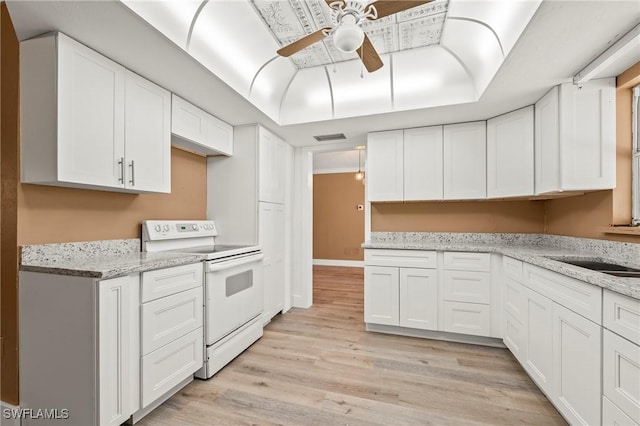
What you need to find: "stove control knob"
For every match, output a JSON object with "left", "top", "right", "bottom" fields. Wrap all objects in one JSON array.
[
  {"left": 154, "top": 225, "right": 162, "bottom": 232},
  {"left": 192, "top": 224, "right": 198, "bottom": 231},
  {"left": 163, "top": 225, "right": 170, "bottom": 232}
]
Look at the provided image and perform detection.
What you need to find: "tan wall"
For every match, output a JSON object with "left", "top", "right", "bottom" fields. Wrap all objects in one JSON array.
[
  {"left": 372, "top": 201, "right": 545, "bottom": 233},
  {"left": 313, "top": 173, "right": 365, "bottom": 261},
  {"left": 18, "top": 147, "right": 206, "bottom": 245}
]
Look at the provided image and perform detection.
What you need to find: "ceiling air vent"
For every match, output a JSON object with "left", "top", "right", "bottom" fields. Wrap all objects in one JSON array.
[{"left": 313, "top": 133, "right": 346, "bottom": 142}]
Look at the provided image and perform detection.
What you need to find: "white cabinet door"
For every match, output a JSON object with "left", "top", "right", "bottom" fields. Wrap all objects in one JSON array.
[
  {"left": 399, "top": 268, "right": 438, "bottom": 330},
  {"left": 504, "top": 313, "right": 527, "bottom": 363},
  {"left": 560, "top": 78, "right": 616, "bottom": 190},
  {"left": 99, "top": 275, "right": 136, "bottom": 426},
  {"left": 171, "top": 94, "right": 208, "bottom": 146},
  {"left": 57, "top": 33, "right": 126, "bottom": 188},
  {"left": 124, "top": 71, "right": 171, "bottom": 193},
  {"left": 403, "top": 126, "right": 443, "bottom": 201},
  {"left": 259, "top": 127, "right": 287, "bottom": 204},
  {"left": 552, "top": 302, "right": 601, "bottom": 426},
  {"left": 367, "top": 130, "right": 404, "bottom": 201},
  {"left": 603, "top": 396, "right": 640, "bottom": 426},
  {"left": 487, "top": 106, "right": 534, "bottom": 198},
  {"left": 205, "top": 114, "right": 233, "bottom": 156},
  {"left": 604, "top": 329, "right": 640, "bottom": 425},
  {"left": 535, "top": 86, "right": 561, "bottom": 194},
  {"left": 443, "top": 122, "right": 487, "bottom": 200},
  {"left": 365, "top": 266, "right": 399, "bottom": 326},
  {"left": 524, "top": 287, "right": 554, "bottom": 394},
  {"left": 504, "top": 277, "right": 527, "bottom": 363},
  {"left": 259, "top": 202, "right": 285, "bottom": 323}
]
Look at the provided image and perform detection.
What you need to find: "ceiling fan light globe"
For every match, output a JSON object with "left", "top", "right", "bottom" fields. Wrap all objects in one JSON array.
[{"left": 334, "top": 23, "right": 365, "bottom": 53}]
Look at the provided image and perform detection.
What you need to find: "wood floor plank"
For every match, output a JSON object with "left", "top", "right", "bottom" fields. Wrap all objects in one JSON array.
[{"left": 138, "top": 265, "right": 566, "bottom": 425}]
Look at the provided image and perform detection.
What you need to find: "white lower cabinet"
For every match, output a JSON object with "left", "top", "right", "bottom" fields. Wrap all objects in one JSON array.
[
  {"left": 364, "top": 266, "right": 400, "bottom": 326},
  {"left": 552, "top": 302, "right": 601, "bottom": 425},
  {"left": 603, "top": 329, "right": 640, "bottom": 425},
  {"left": 399, "top": 268, "right": 438, "bottom": 330},
  {"left": 260, "top": 201, "right": 286, "bottom": 324},
  {"left": 523, "top": 286, "right": 554, "bottom": 394},
  {"left": 504, "top": 312, "right": 526, "bottom": 363},
  {"left": 603, "top": 396, "right": 640, "bottom": 426}
]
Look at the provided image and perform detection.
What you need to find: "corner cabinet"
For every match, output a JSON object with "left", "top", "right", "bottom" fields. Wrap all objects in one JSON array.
[
  {"left": 535, "top": 78, "right": 616, "bottom": 194},
  {"left": 171, "top": 94, "right": 233, "bottom": 156},
  {"left": 21, "top": 32, "right": 171, "bottom": 193},
  {"left": 487, "top": 106, "right": 534, "bottom": 198}
]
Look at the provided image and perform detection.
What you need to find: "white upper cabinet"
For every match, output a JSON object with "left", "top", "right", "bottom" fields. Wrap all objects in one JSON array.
[
  {"left": 125, "top": 71, "right": 171, "bottom": 193},
  {"left": 404, "top": 126, "right": 444, "bottom": 201},
  {"left": 171, "top": 94, "right": 233, "bottom": 156},
  {"left": 535, "top": 78, "right": 616, "bottom": 194},
  {"left": 487, "top": 107, "right": 534, "bottom": 198},
  {"left": 443, "top": 121, "right": 487, "bottom": 200},
  {"left": 367, "top": 130, "right": 404, "bottom": 202},
  {"left": 258, "top": 126, "right": 287, "bottom": 204},
  {"left": 20, "top": 32, "right": 171, "bottom": 193}
]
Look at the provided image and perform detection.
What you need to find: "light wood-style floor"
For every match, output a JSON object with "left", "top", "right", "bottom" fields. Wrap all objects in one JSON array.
[{"left": 139, "top": 265, "right": 566, "bottom": 425}]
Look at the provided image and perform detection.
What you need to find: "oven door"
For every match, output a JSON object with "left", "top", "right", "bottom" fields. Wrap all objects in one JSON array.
[{"left": 205, "top": 253, "right": 264, "bottom": 345}]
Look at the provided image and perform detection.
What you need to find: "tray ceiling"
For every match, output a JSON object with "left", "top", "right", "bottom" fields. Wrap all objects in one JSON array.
[
  {"left": 251, "top": 0, "right": 448, "bottom": 69},
  {"left": 118, "top": 0, "right": 542, "bottom": 125}
]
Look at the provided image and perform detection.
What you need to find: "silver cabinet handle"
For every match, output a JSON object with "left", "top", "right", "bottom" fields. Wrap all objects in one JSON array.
[
  {"left": 129, "top": 160, "right": 135, "bottom": 187},
  {"left": 118, "top": 157, "right": 124, "bottom": 183}
]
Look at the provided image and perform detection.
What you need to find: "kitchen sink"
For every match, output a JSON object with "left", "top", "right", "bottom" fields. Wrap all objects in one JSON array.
[{"left": 550, "top": 259, "right": 640, "bottom": 278}]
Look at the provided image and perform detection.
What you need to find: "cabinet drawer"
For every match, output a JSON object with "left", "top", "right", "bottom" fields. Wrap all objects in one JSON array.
[
  {"left": 141, "top": 287, "right": 203, "bottom": 355},
  {"left": 503, "top": 257, "right": 523, "bottom": 281},
  {"left": 443, "top": 270, "right": 490, "bottom": 304},
  {"left": 141, "top": 327, "right": 203, "bottom": 408},
  {"left": 522, "top": 263, "right": 602, "bottom": 324},
  {"left": 142, "top": 263, "right": 203, "bottom": 303},
  {"left": 443, "top": 252, "right": 490, "bottom": 272},
  {"left": 604, "top": 290, "right": 640, "bottom": 345},
  {"left": 442, "top": 301, "right": 491, "bottom": 337},
  {"left": 603, "top": 396, "right": 639, "bottom": 426},
  {"left": 603, "top": 329, "right": 640, "bottom": 424},
  {"left": 504, "top": 313, "right": 526, "bottom": 363},
  {"left": 365, "top": 249, "right": 436, "bottom": 268}
]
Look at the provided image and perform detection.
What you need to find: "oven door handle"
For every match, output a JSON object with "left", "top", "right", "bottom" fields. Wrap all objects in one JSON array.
[{"left": 206, "top": 253, "right": 264, "bottom": 272}]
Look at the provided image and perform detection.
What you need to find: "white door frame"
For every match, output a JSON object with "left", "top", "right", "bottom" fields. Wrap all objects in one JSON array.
[{"left": 291, "top": 140, "right": 368, "bottom": 308}]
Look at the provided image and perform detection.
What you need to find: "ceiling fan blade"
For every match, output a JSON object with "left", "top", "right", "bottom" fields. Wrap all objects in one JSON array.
[
  {"left": 324, "top": 0, "right": 345, "bottom": 9},
  {"left": 357, "top": 34, "right": 384, "bottom": 73},
  {"left": 277, "top": 27, "right": 330, "bottom": 57},
  {"left": 369, "top": 0, "right": 434, "bottom": 20}
]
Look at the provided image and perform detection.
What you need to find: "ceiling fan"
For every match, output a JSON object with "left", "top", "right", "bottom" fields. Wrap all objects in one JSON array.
[{"left": 276, "top": 0, "right": 434, "bottom": 73}]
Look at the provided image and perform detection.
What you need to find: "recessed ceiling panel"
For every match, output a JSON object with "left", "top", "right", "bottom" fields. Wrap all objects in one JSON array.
[
  {"left": 250, "top": 58, "right": 298, "bottom": 121},
  {"left": 280, "top": 67, "right": 333, "bottom": 124},
  {"left": 330, "top": 57, "right": 392, "bottom": 118},
  {"left": 441, "top": 19, "right": 504, "bottom": 95},
  {"left": 447, "top": 0, "right": 542, "bottom": 55},
  {"left": 121, "top": 0, "right": 202, "bottom": 48},
  {"left": 393, "top": 46, "right": 476, "bottom": 111},
  {"left": 189, "top": 0, "right": 280, "bottom": 95}
]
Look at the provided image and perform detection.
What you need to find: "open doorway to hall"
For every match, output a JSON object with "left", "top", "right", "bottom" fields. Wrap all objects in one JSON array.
[{"left": 312, "top": 149, "right": 366, "bottom": 309}]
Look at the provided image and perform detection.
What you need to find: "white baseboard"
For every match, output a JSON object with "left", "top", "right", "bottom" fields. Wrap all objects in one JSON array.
[
  {"left": 313, "top": 259, "right": 364, "bottom": 267},
  {"left": 1, "top": 401, "right": 22, "bottom": 426}
]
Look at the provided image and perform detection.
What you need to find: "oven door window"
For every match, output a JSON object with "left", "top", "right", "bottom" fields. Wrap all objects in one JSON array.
[{"left": 226, "top": 270, "right": 253, "bottom": 297}]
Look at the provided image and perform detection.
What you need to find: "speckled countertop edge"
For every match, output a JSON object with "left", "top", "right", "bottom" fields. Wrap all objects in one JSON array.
[
  {"left": 363, "top": 238, "right": 640, "bottom": 300},
  {"left": 20, "top": 239, "right": 208, "bottom": 279}
]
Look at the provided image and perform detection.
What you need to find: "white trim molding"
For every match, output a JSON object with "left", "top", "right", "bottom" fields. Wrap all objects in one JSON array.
[{"left": 313, "top": 259, "right": 364, "bottom": 268}]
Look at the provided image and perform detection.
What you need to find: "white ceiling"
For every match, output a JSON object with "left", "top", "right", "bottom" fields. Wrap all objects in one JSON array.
[{"left": 5, "top": 1, "right": 640, "bottom": 147}]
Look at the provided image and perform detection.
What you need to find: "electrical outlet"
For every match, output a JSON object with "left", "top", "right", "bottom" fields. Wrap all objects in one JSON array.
[{"left": 357, "top": 205, "right": 364, "bottom": 211}]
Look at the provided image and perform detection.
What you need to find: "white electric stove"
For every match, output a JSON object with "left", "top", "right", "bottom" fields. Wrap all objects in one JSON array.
[{"left": 142, "top": 220, "right": 264, "bottom": 379}]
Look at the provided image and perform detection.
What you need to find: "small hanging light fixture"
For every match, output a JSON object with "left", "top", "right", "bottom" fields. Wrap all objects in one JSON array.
[{"left": 355, "top": 148, "right": 365, "bottom": 185}]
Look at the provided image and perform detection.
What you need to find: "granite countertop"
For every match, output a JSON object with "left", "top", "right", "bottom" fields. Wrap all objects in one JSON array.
[
  {"left": 363, "top": 236, "right": 640, "bottom": 300},
  {"left": 19, "top": 239, "right": 207, "bottom": 279}
]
